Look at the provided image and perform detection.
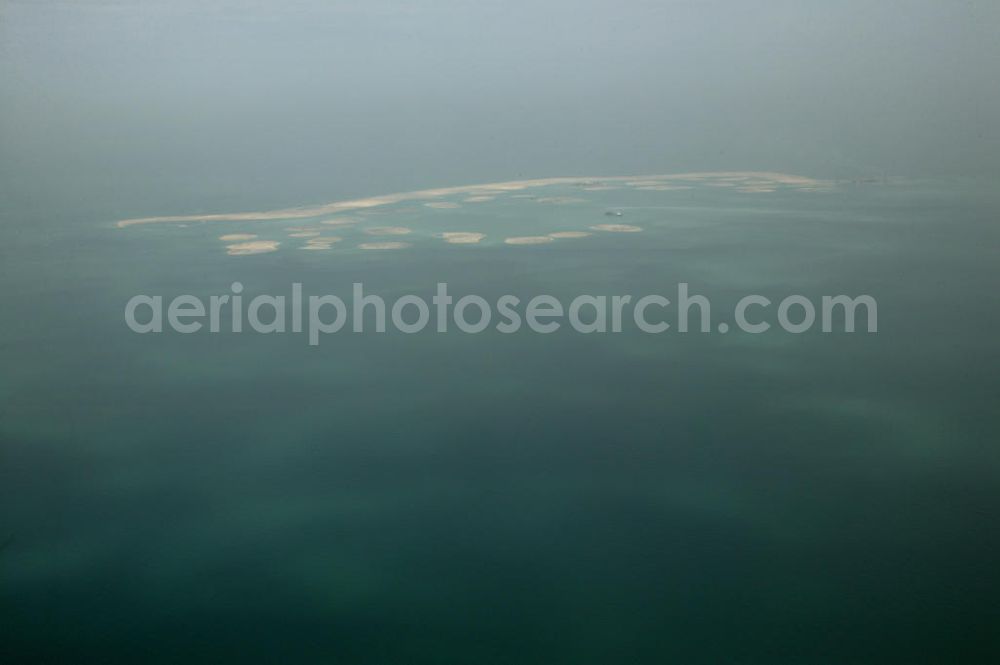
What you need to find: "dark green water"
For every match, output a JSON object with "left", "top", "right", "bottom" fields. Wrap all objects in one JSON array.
[{"left": 2, "top": 178, "right": 999, "bottom": 664}]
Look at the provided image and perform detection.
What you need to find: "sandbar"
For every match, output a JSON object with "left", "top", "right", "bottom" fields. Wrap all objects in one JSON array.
[
  {"left": 116, "top": 172, "right": 831, "bottom": 228},
  {"left": 590, "top": 224, "right": 643, "bottom": 233},
  {"left": 226, "top": 240, "right": 280, "bottom": 256},
  {"left": 441, "top": 232, "right": 486, "bottom": 244},
  {"left": 505, "top": 236, "right": 554, "bottom": 245},
  {"left": 364, "top": 226, "right": 412, "bottom": 236}
]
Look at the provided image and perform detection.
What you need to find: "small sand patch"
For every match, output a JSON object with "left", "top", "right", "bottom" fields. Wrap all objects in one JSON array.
[
  {"left": 590, "top": 224, "right": 643, "bottom": 233},
  {"left": 463, "top": 196, "right": 495, "bottom": 203},
  {"left": 505, "top": 236, "right": 554, "bottom": 245},
  {"left": 441, "top": 232, "right": 485, "bottom": 244},
  {"left": 288, "top": 231, "right": 321, "bottom": 238},
  {"left": 548, "top": 231, "right": 592, "bottom": 239},
  {"left": 226, "top": 240, "right": 280, "bottom": 256},
  {"left": 364, "top": 226, "right": 412, "bottom": 236},
  {"left": 425, "top": 201, "right": 461, "bottom": 209},
  {"left": 219, "top": 233, "right": 257, "bottom": 241}
]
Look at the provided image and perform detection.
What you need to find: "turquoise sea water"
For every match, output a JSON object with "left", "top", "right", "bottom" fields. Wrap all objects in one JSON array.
[{"left": 2, "top": 177, "right": 999, "bottom": 663}]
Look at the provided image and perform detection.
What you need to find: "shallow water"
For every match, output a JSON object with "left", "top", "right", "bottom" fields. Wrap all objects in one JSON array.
[{"left": 2, "top": 176, "right": 999, "bottom": 663}]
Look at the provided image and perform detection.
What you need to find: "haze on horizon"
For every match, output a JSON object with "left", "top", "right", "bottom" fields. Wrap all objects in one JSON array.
[{"left": 1, "top": 0, "right": 997, "bottom": 216}]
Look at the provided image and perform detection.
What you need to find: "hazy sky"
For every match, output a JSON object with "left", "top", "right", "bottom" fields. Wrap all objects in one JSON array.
[{"left": 1, "top": 0, "right": 998, "bottom": 215}]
